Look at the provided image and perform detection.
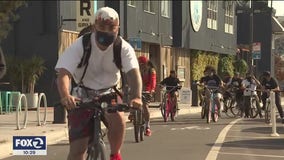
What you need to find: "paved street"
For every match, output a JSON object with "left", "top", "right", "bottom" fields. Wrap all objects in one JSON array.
[{"left": 2, "top": 109, "right": 284, "bottom": 160}]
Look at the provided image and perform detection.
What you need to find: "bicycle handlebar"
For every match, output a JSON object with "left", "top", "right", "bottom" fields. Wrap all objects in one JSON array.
[
  {"left": 77, "top": 101, "right": 131, "bottom": 113},
  {"left": 160, "top": 85, "right": 182, "bottom": 93}
]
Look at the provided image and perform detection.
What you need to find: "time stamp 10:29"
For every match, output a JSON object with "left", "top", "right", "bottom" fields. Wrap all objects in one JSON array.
[{"left": 13, "top": 136, "right": 47, "bottom": 156}]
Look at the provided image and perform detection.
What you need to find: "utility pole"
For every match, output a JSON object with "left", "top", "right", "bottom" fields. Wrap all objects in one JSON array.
[{"left": 250, "top": 0, "right": 254, "bottom": 74}]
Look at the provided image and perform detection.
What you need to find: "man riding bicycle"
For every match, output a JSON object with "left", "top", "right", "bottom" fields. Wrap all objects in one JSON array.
[
  {"left": 261, "top": 71, "right": 284, "bottom": 123},
  {"left": 199, "top": 66, "right": 223, "bottom": 112},
  {"left": 223, "top": 72, "right": 243, "bottom": 112},
  {"left": 55, "top": 7, "right": 142, "bottom": 160},
  {"left": 160, "top": 70, "right": 181, "bottom": 111},
  {"left": 241, "top": 73, "right": 262, "bottom": 118},
  {"left": 138, "top": 55, "right": 156, "bottom": 136}
]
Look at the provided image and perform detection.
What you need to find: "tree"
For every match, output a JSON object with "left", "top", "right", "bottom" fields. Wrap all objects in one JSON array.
[{"left": 0, "top": 1, "right": 26, "bottom": 43}]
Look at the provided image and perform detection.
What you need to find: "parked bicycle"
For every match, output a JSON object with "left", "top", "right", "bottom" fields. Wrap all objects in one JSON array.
[
  {"left": 160, "top": 85, "right": 182, "bottom": 122},
  {"left": 77, "top": 101, "right": 130, "bottom": 160}
]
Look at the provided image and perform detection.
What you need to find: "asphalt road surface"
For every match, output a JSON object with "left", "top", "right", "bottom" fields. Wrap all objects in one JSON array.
[{"left": 3, "top": 112, "right": 284, "bottom": 160}]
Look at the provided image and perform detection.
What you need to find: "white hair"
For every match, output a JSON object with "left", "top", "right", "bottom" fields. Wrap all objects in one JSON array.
[{"left": 95, "top": 7, "right": 119, "bottom": 22}]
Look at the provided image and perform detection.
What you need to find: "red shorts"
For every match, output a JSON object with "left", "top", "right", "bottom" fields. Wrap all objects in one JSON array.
[
  {"left": 67, "top": 108, "right": 95, "bottom": 142},
  {"left": 67, "top": 92, "right": 118, "bottom": 142}
]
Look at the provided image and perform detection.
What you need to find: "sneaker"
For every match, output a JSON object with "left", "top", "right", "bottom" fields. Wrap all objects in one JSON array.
[
  {"left": 145, "top": 128, "right": 152, "bottom": 136},
  {"left": 110, "top": 153, "right": 122, "bottom": 160}
]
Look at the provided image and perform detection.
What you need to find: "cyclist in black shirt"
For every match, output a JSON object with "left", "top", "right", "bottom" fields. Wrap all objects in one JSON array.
[
  {"left": 160, "top": 70, "right": 181, "bottom": 107},
  {"left": 261, "top": 71, "right": 284, "bottom": 123},
  {"left": 200, "top": 66, "right": 223, "bottom": 111}
]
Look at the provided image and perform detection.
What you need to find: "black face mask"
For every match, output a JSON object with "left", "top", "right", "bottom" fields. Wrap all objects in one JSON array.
[{"left": 95, "top": 31, "right": 116, "bottom": 47}]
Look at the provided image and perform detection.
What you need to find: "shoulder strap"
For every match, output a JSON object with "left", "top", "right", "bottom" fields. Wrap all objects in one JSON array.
[
  {"left": 77, "top": 32, "right": 92, "bottom": 68},
  {"left": 77, "top": 32, "right": 92, "bottom": 85},
  {"left": 113, "top": 36, "right": 122, "bottom": 70},
  {"left": 113, "top": 36, "right": 125, "bottom": 88}
]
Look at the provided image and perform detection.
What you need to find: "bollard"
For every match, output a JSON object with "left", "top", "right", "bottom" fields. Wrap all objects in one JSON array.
[
  {"left": 270, "top": 92, "right": 279, "bottom": 137},
  {"left": 53, "top": 102, "right": 67, "bottom": 124}
]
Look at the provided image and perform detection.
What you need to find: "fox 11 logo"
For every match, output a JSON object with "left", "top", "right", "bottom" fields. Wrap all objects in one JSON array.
[{"left": 13, "top": 136, "right": 47, "bottom": 155}]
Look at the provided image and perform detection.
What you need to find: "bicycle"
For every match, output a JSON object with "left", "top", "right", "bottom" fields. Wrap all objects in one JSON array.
[
  {"left": 205, "top": 86, "right": 220, "bottom": 123},
  {"left": 131, "top": 92, "right": 151, "bottom": 143},
  {"left": 243, "top": 88, "right": 261, "bottom": 118},
  {"left": 160, "top": 85, "right": 181, "bottom": 122},
  {"left": 77, "top": 100, "right": 130, "bottom": 160},
  {"left": 222, "top": 87, "right": 242, "bottom": 118}
]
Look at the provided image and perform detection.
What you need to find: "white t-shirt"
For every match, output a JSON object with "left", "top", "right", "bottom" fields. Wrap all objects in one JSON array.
[
  {"left": 242, "top": 79, "right": 257, "bottom": 96},
  {"left": 55, "top": 33, "right": 139, "bottom": 90}
]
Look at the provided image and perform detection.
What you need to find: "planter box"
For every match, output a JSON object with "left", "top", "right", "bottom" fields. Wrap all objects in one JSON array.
[{"left": 25, "top": 93, "right": 38, "bottom": 109}]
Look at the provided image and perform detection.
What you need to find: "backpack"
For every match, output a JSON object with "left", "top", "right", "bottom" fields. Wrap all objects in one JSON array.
[{"left": 72, "top": 32, "right": 125, "bottom": 98}]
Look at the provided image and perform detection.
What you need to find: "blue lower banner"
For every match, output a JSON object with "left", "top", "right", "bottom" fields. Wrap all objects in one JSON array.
[{"left": 13, "top": 136, "right": 47, "bottom": 155}]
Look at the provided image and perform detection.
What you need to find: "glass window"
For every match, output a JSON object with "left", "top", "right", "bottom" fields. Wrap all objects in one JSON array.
[
  {"left": 143, "top": 0, "right": 155, "bottom": 13},
  {"left": 161, "top": 0, "right": 170, "bottom": 17},
  {"left": 224, "top": 1, "right": 234, "bottom": 34},
  {"left": 127, "top": 0, "right": 136, "bottom": 7},
  {"left": 207, "top": 0, "right": 218, "bottom": 30}
]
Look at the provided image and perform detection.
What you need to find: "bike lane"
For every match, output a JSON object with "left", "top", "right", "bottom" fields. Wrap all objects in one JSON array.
[{"left": 213, "top": 118, "right": 284, "bottom": 160}]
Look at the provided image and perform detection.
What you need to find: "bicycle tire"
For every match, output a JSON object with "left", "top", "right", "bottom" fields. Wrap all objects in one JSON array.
[
  {"left": 212, "top": 104, "right": 219, "bottom": 122},
  {"left": 170, "top": 104, "right": 176, "bottom": 121},
  {"left": 160, "top": 95, "right": 167, "bottom": 122},
  {"left": 140, "top": 125, "right": 144, "bottom": 141},
  {"left": 265, "top": 101, "right": 271, "bottom": 124},
  {"left": 249, "top": 99, "right": 259, "bottom": 118},
  {"left": 86, "top": 139, "right": 107, "bottom": 160},
  {"left": 206, "top": 104, "right": 210, "bottom": 123},
  {"left": 230, "top": 99, "right": 241, "bottom": 117},
  {"left": 224, "top": 98, "right": 236, "bottom": 118},
  {"left": 134, "top": 124, "right": 140, "bottom": 143}
]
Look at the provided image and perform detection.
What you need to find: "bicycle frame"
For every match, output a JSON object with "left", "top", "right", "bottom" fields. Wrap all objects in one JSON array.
[
  {"left": 160, "top": 85, "right": 180, "bottom": 122},
  {"left": 206, "top": 87, "right": 219, "bottom": 123},
  {"left": 87, "top": 105, "right": 107, "bottom": 160},
  {"left": 77, "top": 101, "right": 129, "bottom": 160}
]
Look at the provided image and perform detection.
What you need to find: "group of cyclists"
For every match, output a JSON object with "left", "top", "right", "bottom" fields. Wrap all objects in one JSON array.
[
  {"left": 199, "top": 65, "right": 284, "bottom": 124},
  {"left": 55, "top": 6, "right": 284, "bottom": 160}
]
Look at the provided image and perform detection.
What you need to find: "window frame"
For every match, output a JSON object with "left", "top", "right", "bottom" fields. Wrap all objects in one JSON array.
[
  {"left": 161, "top": 0, "right": 170, "bottom": 18},
  {"left": 143, "top": 0, "right": 155, "bottom": 14},
  {"left": 127, "top": 0, "right": 136, "bottom": 7},
  {"left": 224, "top": 1, "right": 234, "bottom": 34},
  {"left": 207, "top": 0, "right": 218, "bottom": 30}
]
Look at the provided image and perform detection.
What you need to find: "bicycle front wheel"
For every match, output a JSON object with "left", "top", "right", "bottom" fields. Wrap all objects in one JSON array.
[
  {"left": 134, "top": 125, "right": 140, "bottom": 143},
  {"left": 160, "top": 96, "right": 167, "bottom": 122},
  {"left": 86, "top": 139, "right": 107, "bottom": 160},
  {"left": 265, "top": 101, "right": 271, "bottom": 124},
  {"left": 212, "top": 104, "right": 219, "bottom": 122},
  {"left": 249, "top": 99, "right": 259, "bottom": 118}
]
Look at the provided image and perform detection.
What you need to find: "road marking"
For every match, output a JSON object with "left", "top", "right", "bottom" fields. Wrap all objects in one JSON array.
[
  {"left": 219, "top": 152, "right": 284, "bottom": 158},
  {"left": 125, "top": 127, "right": 133, "bottom": 130},
  {"left": 205, "top": 118, "right": 241, "bottom": 160},
  {"left": 171, "top": 126, "right": 210, "bottom": 131}
]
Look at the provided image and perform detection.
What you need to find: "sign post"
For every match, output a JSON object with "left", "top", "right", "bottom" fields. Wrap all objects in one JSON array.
[
  {"left": 252, "top": 42, "right": 261, "bottom": 60},
  {"left": 76, "top": 0, "right": 94, "bottom": 32}
]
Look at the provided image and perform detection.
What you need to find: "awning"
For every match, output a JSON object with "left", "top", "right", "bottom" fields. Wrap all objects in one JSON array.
[{"left": 272, "top": 16, "right": 284, "bottom": 34}]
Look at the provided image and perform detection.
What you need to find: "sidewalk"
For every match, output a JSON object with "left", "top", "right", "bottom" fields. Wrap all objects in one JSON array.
[{"left": 0, "top": 102, "right": 198, "bottom": 159}]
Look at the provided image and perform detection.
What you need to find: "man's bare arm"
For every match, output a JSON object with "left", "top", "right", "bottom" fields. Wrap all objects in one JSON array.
[
  {"left": 57, "top": 68, "right": 72, "bottom": 99},
  {"left": 126, "top": 68, "right": 142, "bottom": 100}
]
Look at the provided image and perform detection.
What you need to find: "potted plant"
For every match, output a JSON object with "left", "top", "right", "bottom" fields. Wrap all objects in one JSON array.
[{"left": 22, "top": 55, "right": 46, "bottom": 108}]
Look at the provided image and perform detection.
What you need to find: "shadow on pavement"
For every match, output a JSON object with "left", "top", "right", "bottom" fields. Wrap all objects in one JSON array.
[
  {"left": 241, "top": 126, "right": 284, "bottom": 134},
  {"left": 221, "top": 138, "right": 284, "bottom": 150}
]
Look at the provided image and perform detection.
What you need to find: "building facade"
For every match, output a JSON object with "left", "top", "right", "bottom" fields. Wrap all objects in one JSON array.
[{"left": 1, "top": 0, "right": 238, "bottom": 105}]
